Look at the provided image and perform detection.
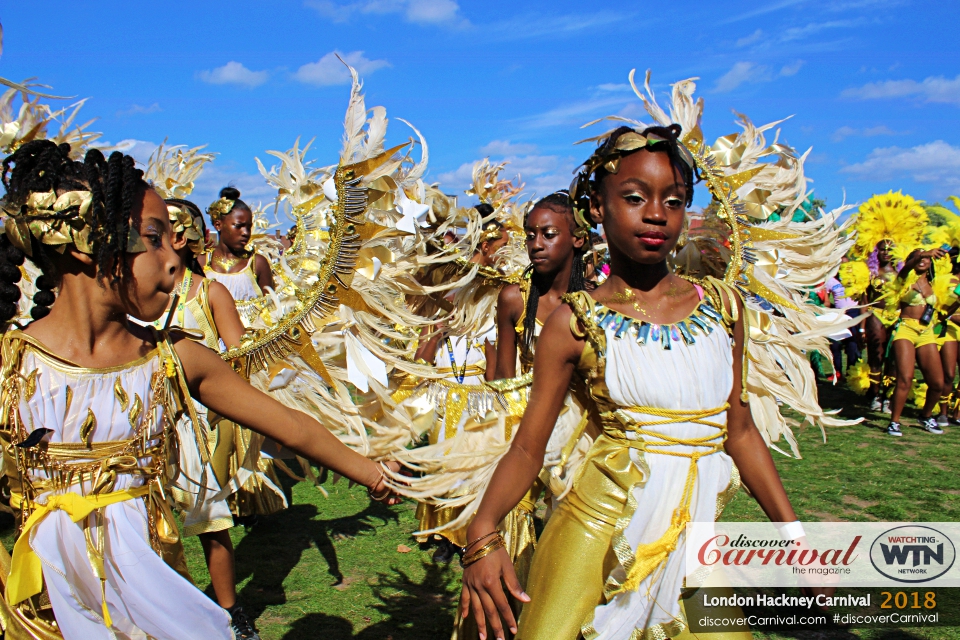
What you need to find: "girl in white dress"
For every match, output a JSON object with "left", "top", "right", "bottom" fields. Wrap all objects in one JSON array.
[
  {"left": 458, "top": 125, "right": 823, "bottom": 640},
  {"left": 0, "top": 140, "right": 398, "bottom": 640},
  {"left": 202, "top": 187, "right": 273, "bottom": 309}
]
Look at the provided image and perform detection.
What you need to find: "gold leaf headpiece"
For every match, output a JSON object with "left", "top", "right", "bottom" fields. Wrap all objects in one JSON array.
[
  {"left": 479, "top": 221, "right": 504, "bottom": 244},
  {"left": 167, "top": 204, "right": 205, "bottom": 256},
  {"left": 206, "top": 197, "right": 235, "bottom": 222},
  {"left": 568, "top": 126, "right": 695, "bottom": 236},
  {"left": 2, "top": 189, "right": 148, "bottom": 257}
]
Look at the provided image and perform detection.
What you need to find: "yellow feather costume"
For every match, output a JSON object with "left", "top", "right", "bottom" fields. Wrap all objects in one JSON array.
[{"left": 852, "top": 191, "right": 928, "bottom": 258}]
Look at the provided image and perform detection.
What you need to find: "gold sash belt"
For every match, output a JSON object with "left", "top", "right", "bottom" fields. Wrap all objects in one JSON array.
[{"left": 601, "top": 403, "right": 729, "bottom": 596}]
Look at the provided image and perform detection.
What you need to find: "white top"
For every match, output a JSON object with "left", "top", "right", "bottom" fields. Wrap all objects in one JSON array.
[
  {"left": 16, "top": 346, "right": 232, "bottom": 640},
  {"left": 206, "top": 255, "right": 262, "bottom": 302},
  {"left": 589, "top": 313, "right": 735, "bottom": 638}
]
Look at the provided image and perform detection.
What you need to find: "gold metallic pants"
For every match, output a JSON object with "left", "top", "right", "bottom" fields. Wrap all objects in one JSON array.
[{"left": 517, "top": 487, "right": 750, "bottom": 639}]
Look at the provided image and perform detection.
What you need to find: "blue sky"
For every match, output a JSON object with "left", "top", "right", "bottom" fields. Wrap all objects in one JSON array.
[{"left": 2, "top": 0, "right": 958, "bottom": 214}]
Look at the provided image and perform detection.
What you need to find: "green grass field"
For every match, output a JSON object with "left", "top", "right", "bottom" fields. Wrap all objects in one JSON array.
[{"left": 2, "top": 381, "right": 958, "bottom": 639}]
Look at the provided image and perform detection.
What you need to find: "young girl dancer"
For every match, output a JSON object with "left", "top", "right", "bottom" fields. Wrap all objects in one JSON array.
[
  {"left": 161, "top": 197, "right": 261, "bottom": 639},
  {"left": 459, "top": 125, "right": 809, "bottom": 640},
  {"left": 203, "top": 187, "right": 274, "bottom": 307},
  {"left": 0, "top": 140, "right": 397, "bottom": 639}
]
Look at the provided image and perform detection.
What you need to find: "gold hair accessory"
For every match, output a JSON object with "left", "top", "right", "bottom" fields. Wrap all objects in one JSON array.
[
  {"left": 478, "top": 221, "right": 503, "bottom": 244},
  {"left": 167, "top": 204, "right": 204, "bottom": 256},
  {"left": 3, "top": 189, "right": 148, "bottom": 256},
  {"left": 206, "top": 197, "right": 235, "bottom": 222}
]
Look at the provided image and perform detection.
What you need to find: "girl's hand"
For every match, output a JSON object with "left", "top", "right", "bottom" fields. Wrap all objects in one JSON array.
[
  {"left": 461, "top": 547, "right": 529, "bottom": 640},
  {"left": 927, "top": 248, "right": 947, "bottom": 260},
  {"left": 367, "top": 460, "right": 403, "bottom": 506}
]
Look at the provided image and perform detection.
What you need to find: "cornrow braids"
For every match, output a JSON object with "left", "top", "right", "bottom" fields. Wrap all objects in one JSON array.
[
  {"left": 520, "top": 192, "right": 590, "bottom": 352},
  {"left": 0, "top": 139, "right": 148, "bottom": 324}
]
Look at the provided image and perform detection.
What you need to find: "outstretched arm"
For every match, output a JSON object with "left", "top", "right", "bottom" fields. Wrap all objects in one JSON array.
[
  {"left": 461, "top": 304, "right": 583, "bottom": 638},
  {"left": 174, "top": 337, "right": 395, "bottom": 500}
]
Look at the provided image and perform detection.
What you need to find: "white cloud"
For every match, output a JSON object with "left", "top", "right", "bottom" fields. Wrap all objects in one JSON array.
[
  {"left": 595, "top": 83, "right": 631, "bottom": 93},
  {"left": 99, "top": 139, "right": 160, "bottom": 165},
  {"left": 305, "top": 0, "right": 468, "bottom": 26},
  {"left": 294, "top": 50, "right": 390, "bottom": 86},
  {"left": 780, "top": 60, "right": 805, "bottom": 76},
  {"left": 479, "top": 140, "right": 537, "bottom": 155},
  {"left": 116, "top": 103, "right": 161, "bottom": 118},
  {"left": 198, "top": 61, "right": 269, "bottom": 88},
  {"left": 520, "top": 95, "right": 634, "bottom": 130},
  {"left": 486, "top": 11, "right": 628, "bottom": 41},
  {"left": 840, "top": 140, "right": 960, "bottom": 194},
  {"left": 406, "top": 0, "right": 459, "bottom": 24},
  {"left": 714, "top": 62, "right": 772, "bottom": 93},
  {"left": 831, "top": 125, "right": 900, "bottom": 142},
  {"left": 779, "top": 20, "right": 859, "bottom": 42},
  {"left": 435, "top": 153, "right": 576, "bottom": 199},
  {"left": 736, "top": 29, "right": 764, "bottom": 47},
  {"left": 841, "top": 74, "right": 960, "bottom": 106}
]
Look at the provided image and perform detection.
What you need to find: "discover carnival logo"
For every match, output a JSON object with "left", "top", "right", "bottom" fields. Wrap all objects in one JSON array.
[{"left": 869, "top": 526, "right": 956, "bottom": 583}]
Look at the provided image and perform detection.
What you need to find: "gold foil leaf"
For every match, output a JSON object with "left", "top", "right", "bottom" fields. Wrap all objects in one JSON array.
[
  {"left": 80, "top": 408, "right": 97, "bottom": 448},
  {"left": 24, "top": 369, "right": 38, "bottom": 400},
  {"left": 128, "top": 394, "right": 143, "bottom": 429},
  {"left": 63, "top": 385, "right": 73, "bottom": 421},
  {"left": 114, "top": 377, "right": 129, "bottom": 412}
]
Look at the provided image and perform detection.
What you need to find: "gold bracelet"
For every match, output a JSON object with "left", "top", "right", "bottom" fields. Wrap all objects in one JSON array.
[
  {"left": 463, "top": 530, "right": 499, "bottom": 553},
  {"left": 461, "top": 535, "right": 505, "bottom": 568},
  {"left": 367, "top": 462, "right": 391, "bottom": 502}
]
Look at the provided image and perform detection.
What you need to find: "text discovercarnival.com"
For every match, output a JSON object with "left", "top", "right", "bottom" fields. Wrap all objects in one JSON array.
[{"left": 683, "top": 522, "right": 959, "bottom": 631}]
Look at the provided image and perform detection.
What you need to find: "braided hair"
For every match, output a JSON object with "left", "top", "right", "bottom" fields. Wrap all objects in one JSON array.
[
  {"left": 0, "top": 139, "right": 147, "bottom": 323},
  {"left": 521, "top": 191, "right": 589, "bottom": 352},
  {"left": 165, "top": 197, "right": 206, "bottom": 276}
]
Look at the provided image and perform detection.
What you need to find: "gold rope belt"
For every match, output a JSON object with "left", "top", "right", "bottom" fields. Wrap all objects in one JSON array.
[{"left": 601, "top": 403, "right": 729, "bottom": 596}]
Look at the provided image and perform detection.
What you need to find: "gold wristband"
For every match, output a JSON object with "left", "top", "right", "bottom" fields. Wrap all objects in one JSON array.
[
  {"left": 367, "top": 462, "right": 391, "bottom": 502},
  {"left": 461, "top": 534, "right": 505, "bottom": 568},
  {"left": 463, "top": 530, "right": 499, "bottom": 553}
]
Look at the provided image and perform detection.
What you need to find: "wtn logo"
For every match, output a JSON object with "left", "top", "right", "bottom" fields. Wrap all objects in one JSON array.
[
  {"left": 870, "top": 526, "right": 956, "bottom": 583},
  {"left": 880, "top": 543, "right": 944, "bottom": 567}
]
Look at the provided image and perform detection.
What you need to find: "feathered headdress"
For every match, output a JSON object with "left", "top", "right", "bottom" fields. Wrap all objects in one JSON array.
[{"left": 852, "top": 191, "right": 928, "bottom": 257}]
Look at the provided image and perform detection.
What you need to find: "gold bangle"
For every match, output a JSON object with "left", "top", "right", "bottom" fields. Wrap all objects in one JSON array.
[
  {"left": 461, "top": 535, "right": 504, "bottom": 568},
  {"left": 367, "top": 462, "right": 391, "bottom": 502},
  {"left": 462, "top": 540, "right": 503, "bottom": 568},
  {"left": 463, "top": 530, "right": 499, "bottom": 553}
]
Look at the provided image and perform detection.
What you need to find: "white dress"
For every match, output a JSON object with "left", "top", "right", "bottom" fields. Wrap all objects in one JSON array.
[
  {"left": 560, "top": 291, "right": 738, "bottom": 638},
  {"left": 1, "top": 331, "right": 231, "bottom": 640},
  {"left": 206, "top": 255, "right": 262, "bottom": 302}
]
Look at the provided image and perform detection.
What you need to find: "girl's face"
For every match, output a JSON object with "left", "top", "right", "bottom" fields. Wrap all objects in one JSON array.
[
  {"left": 124, "top": 189, "right": 178, "bottom": 321},
  {"left": 591, "top": 149, "right": 687, "bottom": 266},
  {"left": 916, "top": 256, "right": 931, "bottom": 273},
  {"left": 214, "top": 207, "right": 252, "bottom": 252},
  {"left": 525, "top": 205, "right": 583, "bottom": 275}
]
